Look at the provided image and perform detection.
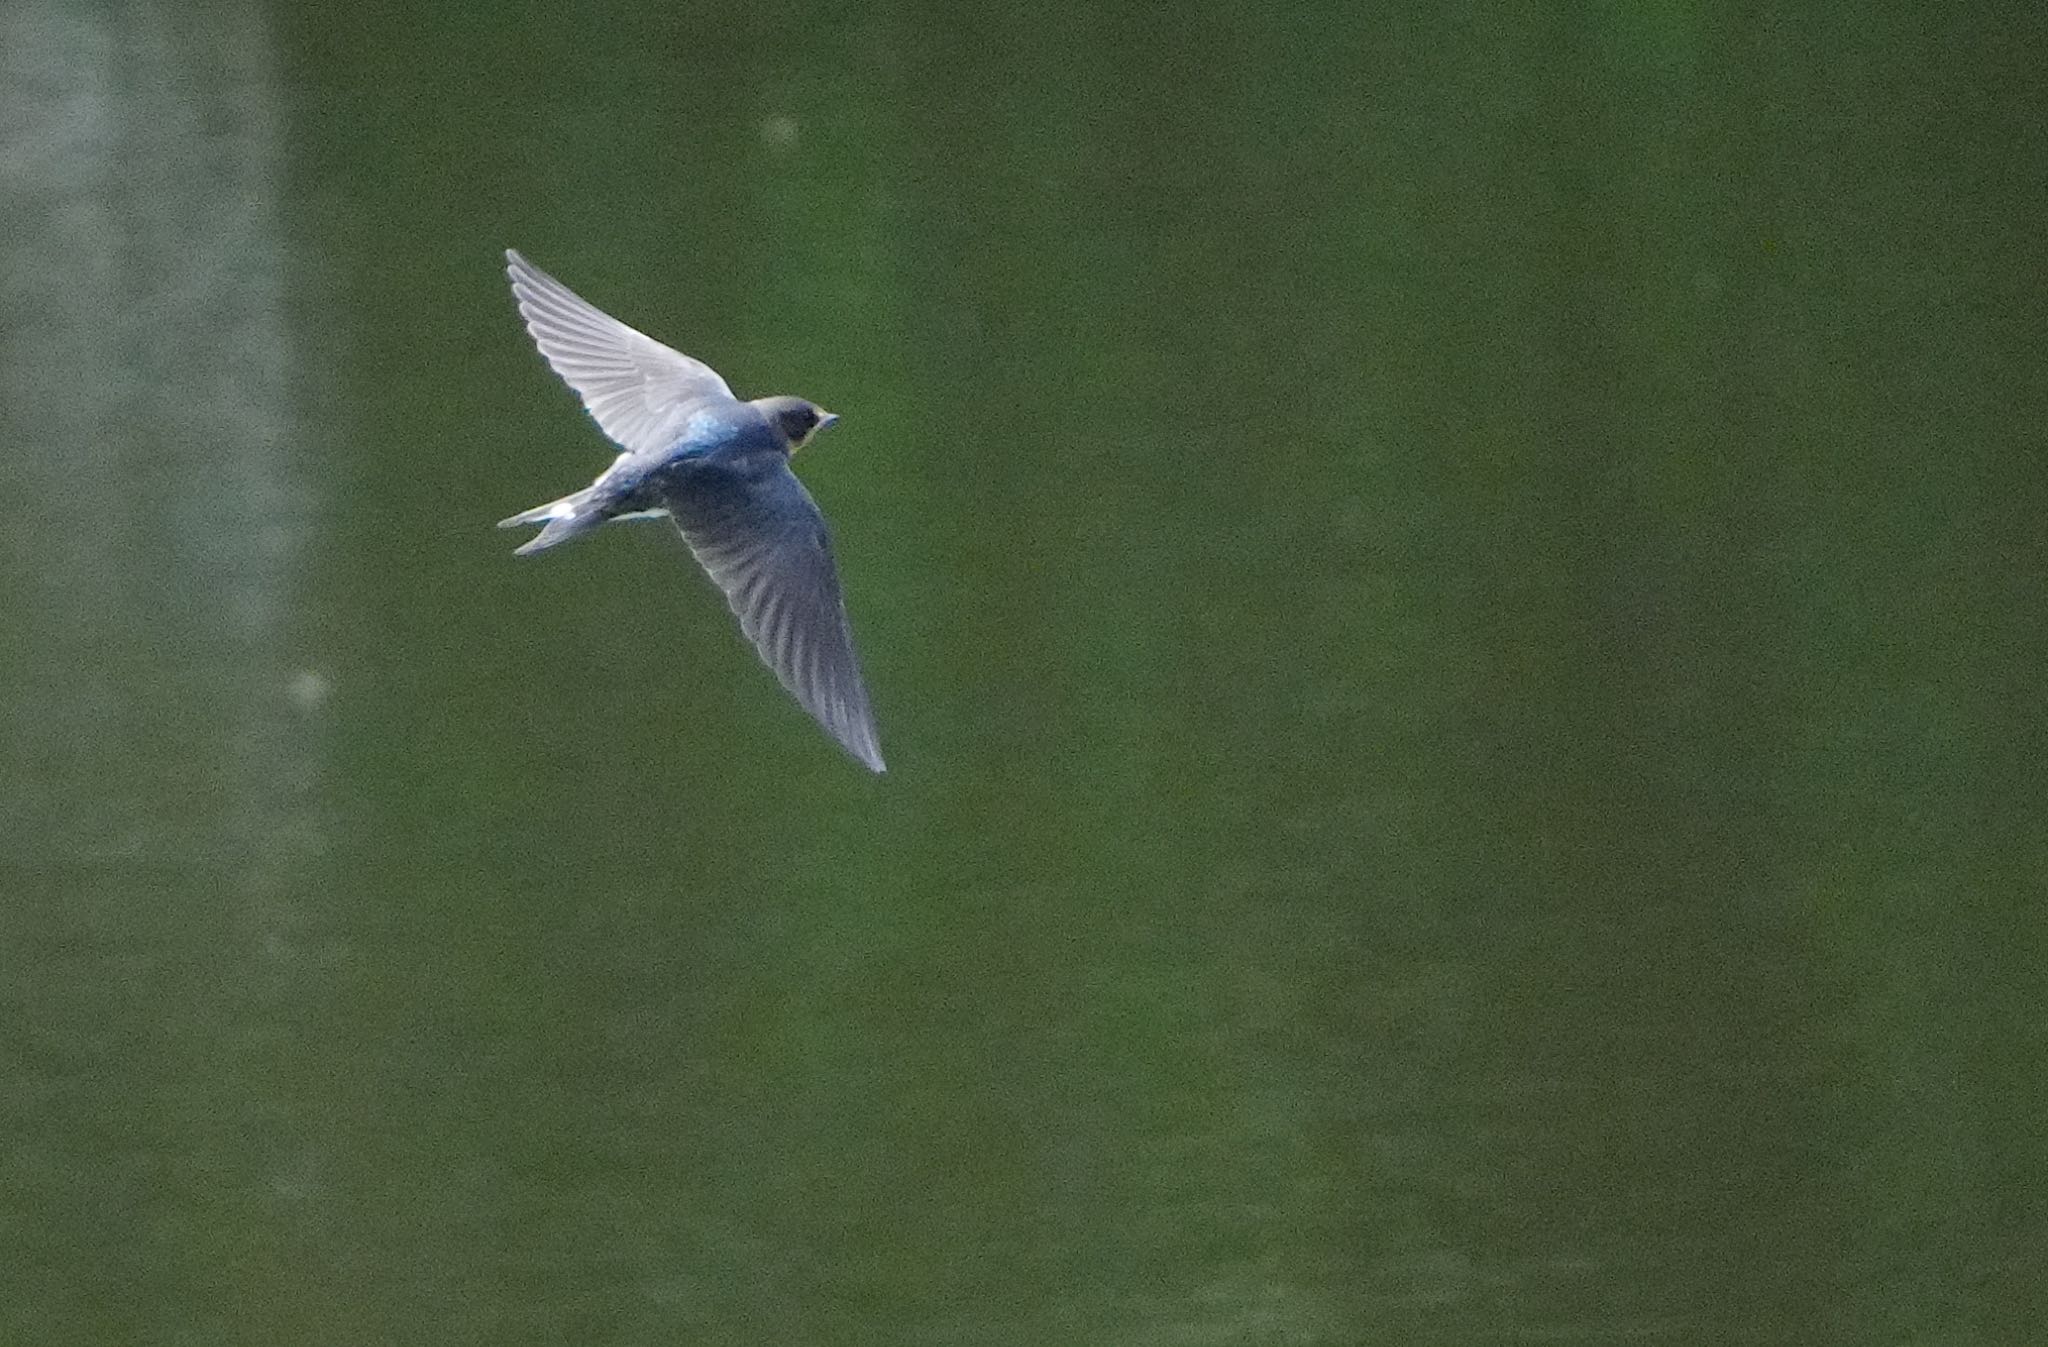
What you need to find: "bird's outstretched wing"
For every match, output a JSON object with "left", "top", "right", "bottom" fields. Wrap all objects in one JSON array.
[
  {"left": 505, "top": 249, "right": 735, "bottom": 456},
  {"left": 659, "top": 460, "right": 885, "bottom": 772}
]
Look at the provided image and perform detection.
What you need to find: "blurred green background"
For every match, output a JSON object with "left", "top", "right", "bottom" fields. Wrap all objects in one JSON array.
[{"left": 4, "top": 1, "right": 2045, "bottom": 1343}]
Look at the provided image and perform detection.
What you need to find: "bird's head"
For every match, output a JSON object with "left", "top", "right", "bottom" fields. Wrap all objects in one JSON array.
[{"left": 756, "top": 396, "right": 840, "bottom": 454}]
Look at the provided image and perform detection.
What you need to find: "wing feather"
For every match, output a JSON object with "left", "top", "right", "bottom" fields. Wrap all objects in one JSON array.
[
  {"left": 658, "top": 459, "right": 885, "bottom": 772},
  {"left": 505, "top": 249, "right": 736, "bottom": 456}
]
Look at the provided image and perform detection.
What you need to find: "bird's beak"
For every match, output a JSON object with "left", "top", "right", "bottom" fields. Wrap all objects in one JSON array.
[{"left": 818, "top": 411, "right": 840, "bottom": 432}]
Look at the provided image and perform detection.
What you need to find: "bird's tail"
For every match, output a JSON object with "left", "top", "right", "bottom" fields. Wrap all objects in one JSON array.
[{"left": 497, "top": 489, "right": 605, "bottom": 556}]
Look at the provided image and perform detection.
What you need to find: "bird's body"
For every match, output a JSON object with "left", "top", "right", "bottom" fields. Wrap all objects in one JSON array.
[
  {"left": 497, "top": 249, "right": 884, "bottom": 772},
  {"left": 507, "top": 400, "right": 787, "bottom": 544}
]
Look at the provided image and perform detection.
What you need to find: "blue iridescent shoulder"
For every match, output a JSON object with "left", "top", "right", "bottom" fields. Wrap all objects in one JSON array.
[{"left": 668, "top": 401, "right": 781, "bottom": 459}]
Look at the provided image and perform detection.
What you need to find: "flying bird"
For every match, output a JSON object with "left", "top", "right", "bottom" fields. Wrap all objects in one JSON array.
[{"left": 497, "top": 249, "right": 884, "bottom": 772}]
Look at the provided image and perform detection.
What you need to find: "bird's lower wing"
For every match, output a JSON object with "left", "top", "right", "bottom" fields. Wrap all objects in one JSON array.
[{"left": 659, "top": 461, "right": 884, "bottom": 772}]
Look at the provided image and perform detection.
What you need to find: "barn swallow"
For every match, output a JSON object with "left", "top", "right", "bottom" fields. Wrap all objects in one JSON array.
[{"left": 497, "top": 249, "right": 884, "bottom": 772}]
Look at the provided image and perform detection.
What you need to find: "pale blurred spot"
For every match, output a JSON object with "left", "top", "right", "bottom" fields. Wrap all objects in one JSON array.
[
  {"left": 760, "top": 114, "right": 799, "bottom": 149},
  {"left": 287, "top": 668, "right": 330, "bottom": 711}
]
